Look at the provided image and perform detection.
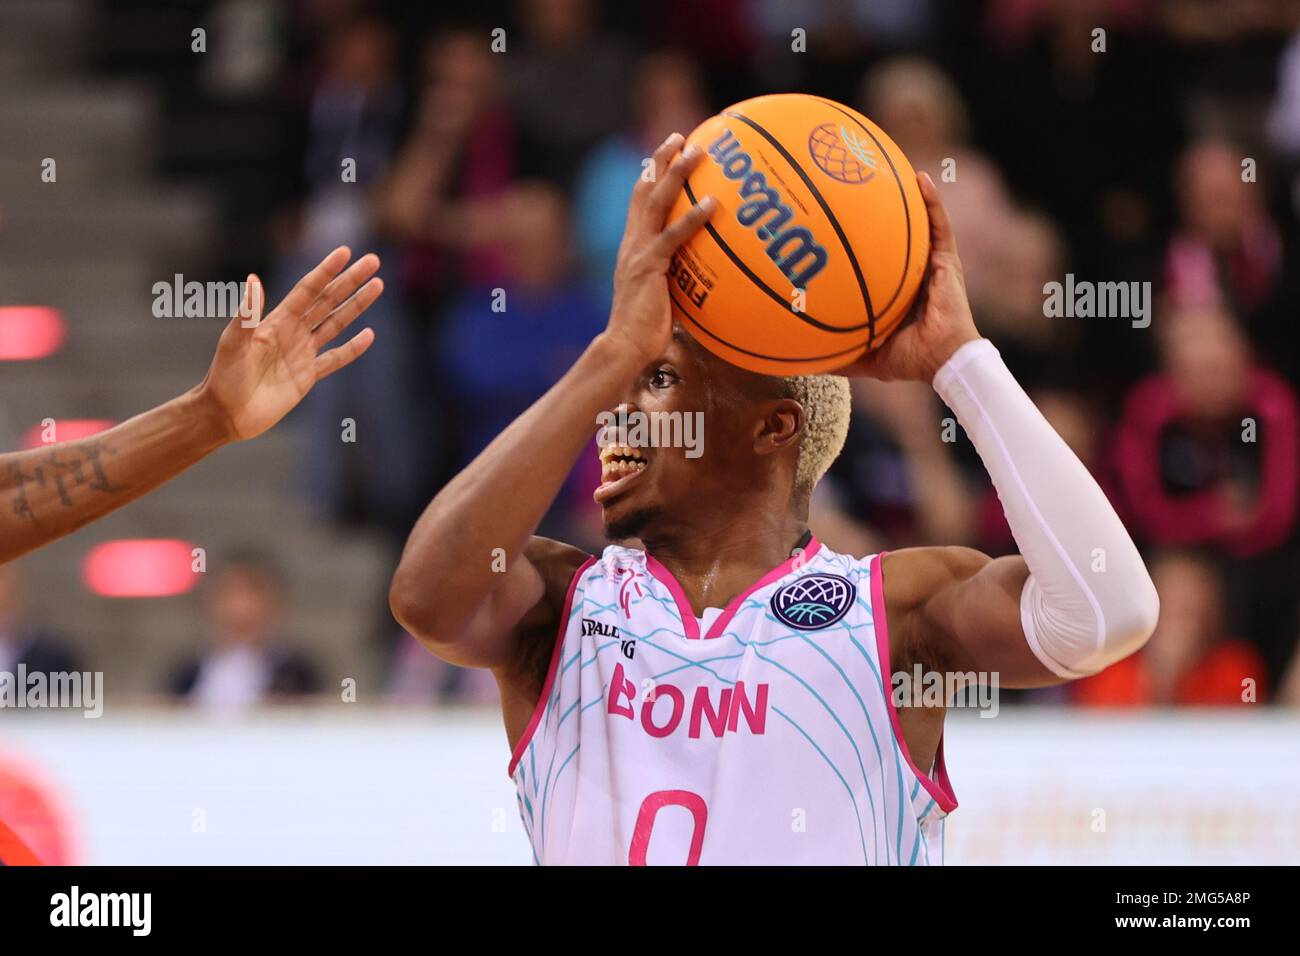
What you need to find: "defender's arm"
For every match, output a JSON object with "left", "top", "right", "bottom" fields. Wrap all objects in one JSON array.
[{"left": 0, "top": 247, "right": 380, "bottom": 566}]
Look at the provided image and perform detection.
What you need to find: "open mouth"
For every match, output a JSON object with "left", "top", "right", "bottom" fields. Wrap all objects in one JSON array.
[{"left": 595, "top": 444, "right": 648, "bottom": 503}]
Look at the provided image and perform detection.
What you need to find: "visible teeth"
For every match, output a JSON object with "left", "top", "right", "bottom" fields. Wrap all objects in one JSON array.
[
  {"left": 599, "top": 443, "right": 647, "bottom": 464},
  {"left": 601, "top": 458, "right": 647, "bottom": 482}
]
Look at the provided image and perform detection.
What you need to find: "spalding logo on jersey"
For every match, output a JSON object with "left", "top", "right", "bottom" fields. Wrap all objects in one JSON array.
[{"left": 770, "top": 573, "right": 856, "bottom": 630}]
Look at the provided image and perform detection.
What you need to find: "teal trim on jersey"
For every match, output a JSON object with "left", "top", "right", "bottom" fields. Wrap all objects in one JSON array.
[
  {"left": 522, "top": 549, "right": 943, "bottom": 865},
  {"left": 548, "top": 691, "right": 613, "bottom": 818},
  {"left": 847, "top": 596, "right": 928, "bottom": 865},
  {"left": 752, "top": 647, "right": 882, "bottom": 865},
  {"left": 769, "top": 704, "right": 870, "bottom": 865},
  {"left": 635, "top": 635, "right": 744, "bottom": 684},
  {"left": 628, "top": 632, "right": 881, "bottom": 864},
  {"left": 537, "top": 743, "right": 561, "bottom": 860},
  {"left": 650, "top": 650, "right": 747, "bottom": 681},
  {"left": 790, "top": 625, "right": 894, "bottom": 864},
  {"left": 640, "top": 628, "right": 828, "bottom": 686},
  {"left": 844, "top": 625, "right": 913, "bottom": 866}
]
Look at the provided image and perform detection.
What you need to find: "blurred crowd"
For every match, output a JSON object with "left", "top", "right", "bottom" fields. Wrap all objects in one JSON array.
[{"left": 24, "top": 0, "right": 1300, "bottom": 711}]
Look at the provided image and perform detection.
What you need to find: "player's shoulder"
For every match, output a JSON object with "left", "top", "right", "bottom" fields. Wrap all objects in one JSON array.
[
  {"left": 523, "top": 536, "right": 594, "bottom": 602},
  {"left": 879, "top": 546, "right": 992, "bottom": 612}
]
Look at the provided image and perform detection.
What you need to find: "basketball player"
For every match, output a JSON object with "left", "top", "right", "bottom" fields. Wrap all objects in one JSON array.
[
  {"left": 390, "top": 135, "right": 1159, "bottom": 864},
  {"left": 0, "top": 247, "right": 381, "bottom": 566}
]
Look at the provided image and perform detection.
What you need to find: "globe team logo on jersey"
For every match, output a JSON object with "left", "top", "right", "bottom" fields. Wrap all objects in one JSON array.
[
  {"left": 808, "top": 123, "right": 879, "bottom": 185},
  {"left": 771, "top": 573, "right": 856, "bottom": 630}
]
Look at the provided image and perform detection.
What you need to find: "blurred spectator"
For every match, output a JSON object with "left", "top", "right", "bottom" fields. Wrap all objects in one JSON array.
[
  {"left": 273, "top": 14, "right": 432, "bottom": 537},
  {"left": 1114, "top": 305, "right": 1299, "bottom": 557},
  {"left": 1164, "top": 138, "right": 1282, "bottom": 316},
  {"left": 505, "top": 0, "right": 631, "bottom": 188},
  {"left": 573, "top": 49, "right": 708, "bottom": 307},
  {"left": 1073, "top": 549, "right": 1266, "bottom": 706},
  {"left": 651, "top": 0, "right": 756, "bottom": 106},
  {"left": 753, "top": 0, "right": 937, "bottom": 101},
  {"left": 1266, "top": 26, "right": 1300, "bottom": 157},
  {"left": 970, "top": 0, "right": 1181, "bottom": 282},
  {"left": 374, "top": 27, "right": 517, "bottom": 300},
  {"left": 0, "top": 565, "right": 82, "bottom": 677},
  {"left": 437, "top": 182, "right": 606, "bottom": 476},
  {"left": 168, "top": 553, "right": 320, "bottom": 713},
  {"left": 970, "top": 209, "right": 1071, "bottom": 387},
  {"left": 860, "top": 58, "right": 1020, "bottom": 327},
  {"left": 821, "top": 378, "right": 976, "bottom": 550},
  {"left": 1280, "top": 636, "right": 1300, "bottom": 705},
  {"left": 293, "top": 14, "right": 404, "bottom": 262},
  {"left": 385, "top": 633, "right": 499, "bottom": 706}
]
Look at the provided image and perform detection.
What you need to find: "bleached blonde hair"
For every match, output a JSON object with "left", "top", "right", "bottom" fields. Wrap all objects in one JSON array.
[{"left": 778, "top": 374, "right": 852, "bottom": 495}]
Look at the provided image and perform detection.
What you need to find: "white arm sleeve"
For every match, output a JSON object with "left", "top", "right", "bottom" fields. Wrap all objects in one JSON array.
[{"left": 931, "top": 339, "right": 1159, "bottom": 678}]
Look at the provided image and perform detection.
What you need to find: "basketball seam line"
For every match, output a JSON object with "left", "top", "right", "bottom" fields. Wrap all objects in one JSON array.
[
  {"left": 813, "top": 97, "right": 916, "bottom": 330},
  {"left": 668, "top": 286, "right": 868, "bottom": 365},
  {"left": 723, "top": 108, "right": 877, "bottom": 339},
  {"left": 682, "top": 179, "right": 867, "bottom": 336}
]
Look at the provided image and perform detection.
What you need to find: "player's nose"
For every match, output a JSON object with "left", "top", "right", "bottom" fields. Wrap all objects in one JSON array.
[{"left": 597, "top": 403, "right": 642, "bottom": 449}]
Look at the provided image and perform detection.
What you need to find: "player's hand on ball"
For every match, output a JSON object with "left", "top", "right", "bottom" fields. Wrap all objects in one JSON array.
[
  {"left": 196, "top": 247, "right": 382, "bottom": 442},
  {"left": 845, "top": 172, "right": 980, "bottom": 383},
  {"left": 605, "top": 133, "right": 717, "bottom": 364}
]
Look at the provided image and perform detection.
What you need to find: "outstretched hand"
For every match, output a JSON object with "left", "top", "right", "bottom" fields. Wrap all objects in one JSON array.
[
  {"left": 196, "top": 247, "right": 382, "bottom": 442},
  {"left": 843, "top": 172, "right": 980, "bottom": 383},
  {"left": 604, "top": 133, "right": 717, "bottom": 366}
]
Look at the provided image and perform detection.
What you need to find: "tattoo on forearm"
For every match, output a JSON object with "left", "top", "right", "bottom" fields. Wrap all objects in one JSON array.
[{"left": 5, "top": 439, "right": 124, "bottom": 522}]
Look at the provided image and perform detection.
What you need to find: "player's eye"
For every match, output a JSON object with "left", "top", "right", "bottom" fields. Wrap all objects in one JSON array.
[{"left": 649, "top": 367, "right": 679, "bottom": 389}]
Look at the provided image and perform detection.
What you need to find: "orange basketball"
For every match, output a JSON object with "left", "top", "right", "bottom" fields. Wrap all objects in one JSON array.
[{"left": 667, "top": 93, "right": 929, "bottom": 375}]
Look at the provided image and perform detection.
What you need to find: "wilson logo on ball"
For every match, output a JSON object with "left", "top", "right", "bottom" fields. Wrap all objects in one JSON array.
[
  {"left": 707, "top": 128, "right": 830, "bottom": 289},
  {"left": 808, "top": 123, "right": 879, "bottom": 185},
  {"left": 771, "top": 573, "right": 857, "bottom": 631}
]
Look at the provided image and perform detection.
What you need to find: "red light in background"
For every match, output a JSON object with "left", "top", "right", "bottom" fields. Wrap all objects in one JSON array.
[
  {"left": 20, "top": 419, "right": 114, "bottom": 449},
  {"left": 0, "top": 753, "right": 80, "bottom": 866},
  {"left": 82, "top": 539, "right": 199, "bottom": 598},
  {"left": 0, "top": 307, "right": 66, "bottom": 360}
]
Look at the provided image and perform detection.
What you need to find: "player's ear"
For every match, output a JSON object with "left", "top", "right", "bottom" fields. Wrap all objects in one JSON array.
[{"left": 753, "top": 398, "right": 803, "bottom": 458}]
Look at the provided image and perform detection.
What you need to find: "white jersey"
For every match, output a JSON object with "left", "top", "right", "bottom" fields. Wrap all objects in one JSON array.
[{"left": 509, "top": 536, "right": 957, "bottom": 865}]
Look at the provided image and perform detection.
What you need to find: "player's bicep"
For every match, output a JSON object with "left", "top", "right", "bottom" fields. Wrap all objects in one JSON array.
[
  {"left": 433, "top": 553, "right": 547, "bottom": 669},
  {"left": 418, "top": 537, "right": 586, "bottom": 672},
  {"left": 888, "top": 548, "right": 1065, "bottom": 689}
]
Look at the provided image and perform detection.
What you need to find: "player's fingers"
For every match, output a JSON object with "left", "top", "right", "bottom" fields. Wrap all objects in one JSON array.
[
  {"left": 313, "top": 327, "right": 375, "bottom": 381},
  {"left": 279, "top": 246, "right": 352, "bottom": 317},
  {"left": 303, "top": 253, "right": 381, "bottom": 326},
  {"left": 917, "top": 172, "right": 960, "bottom": 258},
  {"left": 631, "top": 133, "right": 686, "bottom": 212},
  {"left": 233, "top": 273, "right": 265, "bottom": 328},
  {"left": 311, "top": 277, "right": 384, "bottom": 348},
  {"left": 644, "top": 142, "right": 705, "bottom": 225},
  {"left": 654, "top": 195, "right": 717, "bottom": 258}
]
